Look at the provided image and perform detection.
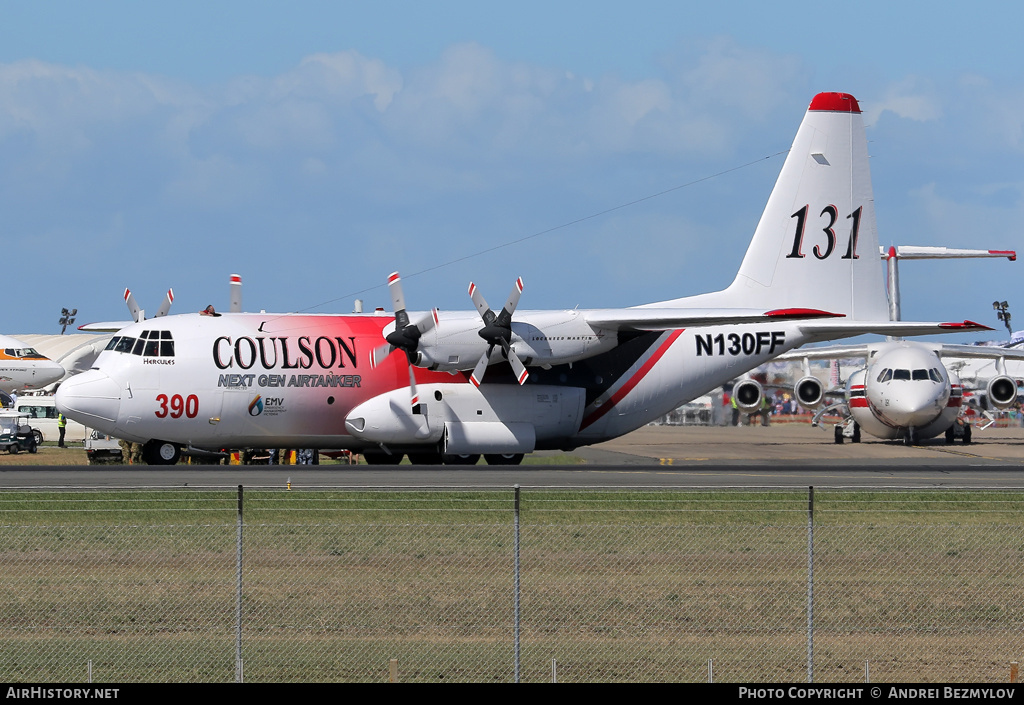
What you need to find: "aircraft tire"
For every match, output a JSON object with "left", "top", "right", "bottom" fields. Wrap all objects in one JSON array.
[
  {"left": 852, "top": 424, "right": 861, "bottom": 443},
  {"left": 834, "top": 426, "right": 844, "bottom": 444},
  {"left": 363, "top": 452, "right": 403, "bottom": 465},
  {"left": 443, "top": 454, "right": 481, "bottom": 465},
  {"left": 904, "top": 429, "right": 916, "bottom": 446},
  {"left": 963, "top": 424, "right": 972, "bottom": 444},
  {"left": 945, "top": 426, "right": 955, "bottom": 444},
  {"left": 143, "top": 440, "right": 181, "bottom": 465},
  {"left": 484, "top": 453, "right": 524, "bottom": 466}
]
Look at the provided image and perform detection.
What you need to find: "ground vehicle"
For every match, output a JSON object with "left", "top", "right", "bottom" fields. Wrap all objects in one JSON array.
[
  {"left": 0, "top": 411, "right": 38, "bottom": 454},
  {"left": 85, "top": 430, "right": 123, "bottom": 464},
  {"left": 14, "top": 396, "right": 86, "bottom": 443}
]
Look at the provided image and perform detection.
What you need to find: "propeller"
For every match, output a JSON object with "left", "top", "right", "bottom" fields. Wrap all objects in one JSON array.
[
  {"left": 124, "top": 288, "right": 174, "bottom": 323},
  {"left": 370, "top": 272, "right": 438, "bottom": 407},
  {"left": 468, "top": 277, "right": 529, "bottom": 387}
]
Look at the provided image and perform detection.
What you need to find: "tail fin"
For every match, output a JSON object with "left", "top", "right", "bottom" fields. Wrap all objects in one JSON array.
[{"left": 697, "top": 93, "right": 889, "bottom": 321}]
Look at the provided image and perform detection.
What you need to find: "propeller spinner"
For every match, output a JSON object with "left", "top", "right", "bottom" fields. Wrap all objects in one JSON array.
[{"left": 468, "top": 277, "right": 529, "bottom": 387}]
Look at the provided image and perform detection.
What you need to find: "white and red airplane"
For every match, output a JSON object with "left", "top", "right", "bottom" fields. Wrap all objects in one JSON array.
[
  {"left": 771, "top": 247, "right": 1023, "bottom": 444},
  {"left": 0, "top": 334, "right": 65, "bottom": 396},
  {"left": 55, "top": 92, "right": 993, "bottom": 465}
]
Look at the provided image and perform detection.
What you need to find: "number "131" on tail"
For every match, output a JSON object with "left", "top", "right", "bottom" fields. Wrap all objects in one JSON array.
[{"left": 786, "top": 205, "right": 862, "bottom": 260}]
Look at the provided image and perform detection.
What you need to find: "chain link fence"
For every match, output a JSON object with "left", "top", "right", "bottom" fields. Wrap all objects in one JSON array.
[{"left": 1, "top": 487, "right": 1022, "bottom": 682}]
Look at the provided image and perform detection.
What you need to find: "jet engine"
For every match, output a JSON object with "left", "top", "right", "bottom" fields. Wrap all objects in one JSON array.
[
  {"left": 986, "top": 375, "right": 1019, "bottom": 409},
  {"left": 794, "top": 376, "right": 825, "bottom": 409},
  {"left": 732, "top": 379, "right": 763, "bottom": 412}
]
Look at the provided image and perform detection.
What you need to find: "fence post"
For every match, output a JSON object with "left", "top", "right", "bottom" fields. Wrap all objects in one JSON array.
[
  {"left": 514, "top": 484, "right": 521, "bottom": 683},
  {"left": 236, "top": 484, "right": 244, "bottom": 683},
  {"left": 807, "top": 485, "right": 814, "bottom": 683}
]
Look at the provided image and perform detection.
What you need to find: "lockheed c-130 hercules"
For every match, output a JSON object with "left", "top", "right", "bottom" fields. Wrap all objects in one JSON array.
[{"left": 55, "top": 92, "right": 992, "bottom": 465}]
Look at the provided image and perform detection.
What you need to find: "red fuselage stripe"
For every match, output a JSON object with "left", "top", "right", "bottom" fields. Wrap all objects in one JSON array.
[{"left": 580, "top": 330, "right": 683, "bottom": 431}]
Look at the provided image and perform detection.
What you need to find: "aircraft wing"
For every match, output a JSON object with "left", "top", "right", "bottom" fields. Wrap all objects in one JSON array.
[
  {"left": 772, "top": 344, "right": 871, "bottom": 362},
  {"left": 933, "top": 343, "right": 1024, "bottom": 362},
  {"left": 582, "top": 307, "right": 843, "bottom": 331},
  {"left": 795, "top": 319, "right": 993, "bottom": 340},
  {"left": 77, "top": 321, "right": 132, "bottom": 333}
]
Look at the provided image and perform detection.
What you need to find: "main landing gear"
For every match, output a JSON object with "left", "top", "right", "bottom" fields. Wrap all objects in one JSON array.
[
  {"left": 142, "top": 439, "right": 181, "bottom": 465},
  {"left": 834, "top": 421, "right": 861, "bottom": 444},
  {"left": 944, "top": 420, "right": 973, "bottom": 445}
]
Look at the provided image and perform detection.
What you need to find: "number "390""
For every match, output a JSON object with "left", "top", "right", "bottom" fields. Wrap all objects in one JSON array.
[{"left": 155, "top": 393, "right": 199, "bottom": 419}]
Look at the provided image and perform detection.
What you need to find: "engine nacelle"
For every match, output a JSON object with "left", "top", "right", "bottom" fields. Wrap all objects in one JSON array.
[
  {"left": 986, "top": 375, "right": 1019, "bottom": 409},
  {"left": 732, "top": 379, "right": 763, "bottom": 412},
  {"left": 794, "top": 376, "right": 825, "bottom": 409}
]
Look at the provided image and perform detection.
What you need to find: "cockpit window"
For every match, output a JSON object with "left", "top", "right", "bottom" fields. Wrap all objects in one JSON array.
[
  {"left": 877, "top": 368, "right": 892, "bottom": 383},
  {"left": 912, "top": 369, "right": 929, "bottom": 381},
  {"left": 929, "top": 368, "right": 943, "bottom": 383},
  {"left": 893, "top": 369, "right": 911, "bottom": 381},
  {"left": 105, "top": 331, "right": 175, "bottom": 358},
  {"left": 3, "top": 347, "right": 45, "bottom": 359}
]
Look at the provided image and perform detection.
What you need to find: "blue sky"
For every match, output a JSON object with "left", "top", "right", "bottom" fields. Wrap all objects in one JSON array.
[{"left": 2, "top": 1, "right": 1022, "bottom": 339}]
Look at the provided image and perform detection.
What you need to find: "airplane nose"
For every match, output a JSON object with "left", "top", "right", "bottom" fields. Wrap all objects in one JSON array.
[
  {"left": 55, "top": 370, "right": 121, "bottom": 427},
  {"left": 39, "top": 361, "right": 66, "bottom": 387},
  {"left": 882, "top": 389, "right": 941, "bottom": 429}
]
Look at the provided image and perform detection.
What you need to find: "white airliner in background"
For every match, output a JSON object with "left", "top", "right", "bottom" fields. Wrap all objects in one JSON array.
[
  {"left": 768, "top": 248, "right": 1023, "bottom": 444},
  {"left": 55, "top": 92, "right": 992, "bottom": 464},
  {"left": 0, "top": 334, "right": 65, "bottom": 395}
]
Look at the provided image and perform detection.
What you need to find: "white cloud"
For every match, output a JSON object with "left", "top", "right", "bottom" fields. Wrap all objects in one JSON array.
[{"left": 864, "top": 78, "right": 942, "bottom": 124}]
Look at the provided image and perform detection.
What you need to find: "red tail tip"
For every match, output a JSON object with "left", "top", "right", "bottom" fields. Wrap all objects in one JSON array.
[{"left": 808, "top": 93, "right": 861, "bottom": 114}]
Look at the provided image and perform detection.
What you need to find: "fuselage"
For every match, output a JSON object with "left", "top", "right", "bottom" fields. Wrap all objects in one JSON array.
[
  {"left": 846, "top": 342, "right": 960, "bottom": 440},
  {"left": 0, "top": 335, "right": 65, "bottom": 394},
  {"left": 55, "top": 311, "right": 810, "bottom": 455}
]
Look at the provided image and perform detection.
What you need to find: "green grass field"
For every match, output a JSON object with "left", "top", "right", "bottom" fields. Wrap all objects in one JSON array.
[{"left": 2, "top": 488, "right": 1023, "bottom": 682}]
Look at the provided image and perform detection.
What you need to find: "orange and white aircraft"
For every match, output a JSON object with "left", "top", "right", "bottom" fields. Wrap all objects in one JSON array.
[
  {"left": 55, "top": 92, "right": 992, "bottom": 464},
  {"left": 0, "top": 334, "right": 65, "bottom": 395}
]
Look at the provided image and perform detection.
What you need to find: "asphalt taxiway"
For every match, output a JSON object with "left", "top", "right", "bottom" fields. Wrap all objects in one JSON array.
[{"left": 1, "top": 422, "right": 1022, "bottom": 488}]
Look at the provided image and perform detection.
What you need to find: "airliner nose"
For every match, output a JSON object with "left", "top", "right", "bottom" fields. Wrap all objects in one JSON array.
[
  {"left": 882, "top": 388, "right": 942, "bottom": 429},
  {"left": 38, "top": 360, "right": 66, "bottom": 388},
  {"left": 55, "top": 370, "right": 121, "bottom": 428}
]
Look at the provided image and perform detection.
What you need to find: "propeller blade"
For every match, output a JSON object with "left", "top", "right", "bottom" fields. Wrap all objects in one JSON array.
[
  {"left": 469, "top": 349, "right": 491, "bottom": 388},
  {"left": 124, "top": 289, "right": 142, "bottom": 323},
  {"left": 408, "top": 364, "right": 420, "bottom": 407},
  {"left": 416, "top": 308, "right": 439, "bottom": 335},
  {"left": 388, "top": 272, "right": 409, "bottom": 329},
  {"left": 506, "top": 347, "right": 530, "bottom": 386},
  {"left": 496, "top": 277, "right": 524, "bottom": 327},
  {"left": 229, "top": 274, "right": 242, "bottom": 313},
  {"left": 370, "top": 343, "right": 393, "bottom": 369},
  {"left": 468, "top": 282, "right": 495, "bottom": 325},
  {"left": 155, "top": 288, "right": 174, "bottom": 318}
]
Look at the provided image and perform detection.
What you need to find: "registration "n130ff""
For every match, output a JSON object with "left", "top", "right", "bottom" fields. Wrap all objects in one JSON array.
[{"left": 695, "top": 331, "right": 786, "bottom": 357}]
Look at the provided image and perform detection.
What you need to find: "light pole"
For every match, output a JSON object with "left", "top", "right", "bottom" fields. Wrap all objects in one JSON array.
[
  {"left": 59, "top": 308, "right": 77, "bottom": 335},
  {"left": 993, "top": 301, "right": 1012, "bottom": 337}
]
